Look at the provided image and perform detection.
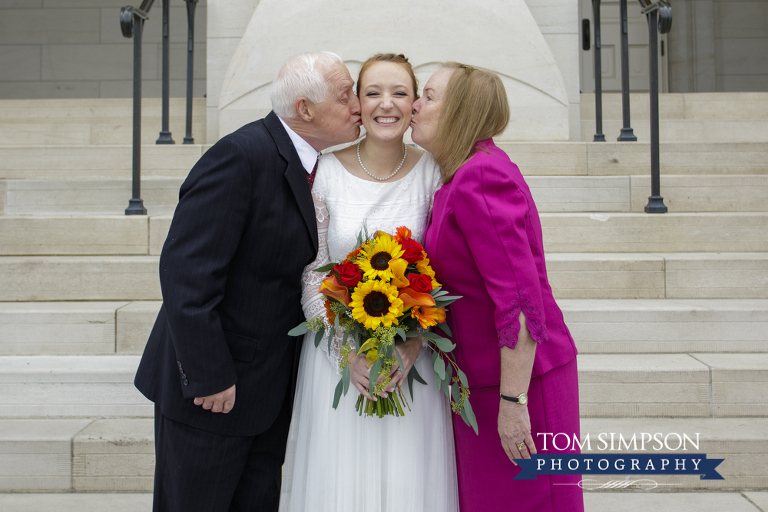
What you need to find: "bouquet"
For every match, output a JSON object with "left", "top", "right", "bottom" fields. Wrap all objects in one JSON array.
[{"left": 289, "top": 226, "right": 478, "bottom": 433}]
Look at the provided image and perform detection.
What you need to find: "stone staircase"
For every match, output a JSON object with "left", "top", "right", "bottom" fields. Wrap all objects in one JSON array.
[{"left": 0, "top": 95, "right": 767, "bottom": 508}]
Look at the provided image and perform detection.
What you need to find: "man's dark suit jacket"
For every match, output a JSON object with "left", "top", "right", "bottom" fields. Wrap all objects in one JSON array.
[{"left": 135, "top": 111, "right": 318, "bottom": 437}]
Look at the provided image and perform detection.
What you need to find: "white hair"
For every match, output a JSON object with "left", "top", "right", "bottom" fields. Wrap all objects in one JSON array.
[{"left": 271, "top": 51, "right": 344, "bottom": 119}]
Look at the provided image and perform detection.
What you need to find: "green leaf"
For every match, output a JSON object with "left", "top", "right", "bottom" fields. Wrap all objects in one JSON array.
[
  {"left": 442, "top": 374, "right": 451, "bottom": 398},
  {"left": 313, "top": 262, "right": 338, "bottom": 273},
  {"left": 450, "top": 382, "right": 460, "bottom": 402},
  {"left": 429, "top": 286, "right": 443, "bottom": 296},
  {"left": 358, "top": 337, "right": 378, "bottom": 354},
  {"left": 407, "top": 367, "right": 415, "bottom": 401},
  {"left": 368, "top": 358, "right": 382, "bottom": 395},
  {"left": 433, "top": 356, "right": 446, "bottom": 380},
  {"left": 334, "top": 312, "right": 340, "bottom": 329},
  {"left": 435, "top": 297, "right": 461, "bottom": 308},
  {"left": 445, "top": 359, "right": 454, "bottom": 384},
  {"left": 411, "top": 365, "right": 427, "bottom": 385},
  {"left": 314, "top": 328, "right": 325, "bottom": 348},
  {"left": 342, "top": 331, "right": 350, "bottom": 345},
  {"left": 430, "top": 348, "right": 438, "bottom": 363},
  {"left": 394, "top": 348, "right": 406, "bottom": 375},
  {"left": 328, "top": 327, "right": 336, "bottom": 355},
  {"left": 463, "top": 397, "right": 479, "bottom": 435},
  {"left": 457, "top": 368, "right": 469, "bottom": 388},
  {"left": 287, "top": 322, "right": 309, "bottom": 336},
  {"left": 436, "top": 322, "right": 453, "bottom": 337},
  {"left": 431, "top": 290, "right": 449, "bottom": 298},
  {"left": 332, "top": 379, "right": 344, "bottom": 409},
  {"left": 395, "top": 327, "right": 407, "bottom": 341},
  {"left": 342, "top": 365, "right": 351, "bottom": 395},
  {"left": 422, "top": 332, "right": 456, "bottom": 352}
]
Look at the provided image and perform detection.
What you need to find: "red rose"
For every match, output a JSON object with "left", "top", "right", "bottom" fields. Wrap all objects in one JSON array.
[
  {"left": 408, "top": 273, "right": 433, "bottom": 293},
  {"left": 400, "top": 237, "right": 425, "bottom": 264},
  {"left": 334, "top": 262, "right": 363, "bottom": 288}
]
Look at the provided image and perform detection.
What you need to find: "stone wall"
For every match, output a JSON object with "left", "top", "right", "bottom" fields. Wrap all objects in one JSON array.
[{"left": 0, "top": 0, "right": 207, "bottom": 99}]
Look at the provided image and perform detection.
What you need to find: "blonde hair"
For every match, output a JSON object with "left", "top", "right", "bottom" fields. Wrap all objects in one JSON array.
[
  {"left": 431, "top": 63, "right": 510, "bottom": 182},
  {"left": 356, "top": 53, "right": 418, "bottom": 98}
]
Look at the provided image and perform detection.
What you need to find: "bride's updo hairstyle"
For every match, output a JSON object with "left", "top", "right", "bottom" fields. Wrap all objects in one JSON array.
[
  {"left": 431, "top": 63, "right": 510, "bottom": 183},
  {"left": 356, "top": 53, "right": 419, "bottom": 97}
]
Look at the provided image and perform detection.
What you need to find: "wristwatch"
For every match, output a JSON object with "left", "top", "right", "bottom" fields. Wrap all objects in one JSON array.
[{"left": 500, "top": 392, "right": 528, "bottom": 405}]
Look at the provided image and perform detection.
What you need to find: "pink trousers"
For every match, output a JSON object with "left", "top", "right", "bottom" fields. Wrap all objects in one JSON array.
[{"left": 453, "top": 357, "right": 584, "bottom": 512}]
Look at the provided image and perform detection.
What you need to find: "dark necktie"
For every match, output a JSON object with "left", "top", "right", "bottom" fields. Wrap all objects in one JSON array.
[{"left": 307, "top": 158, "right": 318, "bottom": 190}]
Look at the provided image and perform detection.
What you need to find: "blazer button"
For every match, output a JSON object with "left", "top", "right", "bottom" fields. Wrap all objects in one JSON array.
[
  {"left": 177, "top": 361, "right": 182, "bottom": 368},
  {"left": 180, "top": 373, "right": 186, "bottom": 379},
  {"left": 183, "top": 379, "right": 189, "bottom": 386}
]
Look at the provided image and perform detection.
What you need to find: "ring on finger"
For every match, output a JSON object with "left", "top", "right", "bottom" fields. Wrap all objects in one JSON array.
[{"left": 516, "top": 442, "right": 526, "bottom": 451}]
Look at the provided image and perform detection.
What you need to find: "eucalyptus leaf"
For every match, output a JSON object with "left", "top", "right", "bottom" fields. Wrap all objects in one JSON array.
[
  {"left": 395, "top": 327, "right": 407, "bottom": 341},
  {"left": 334, "top": 312, "right": 340, "bottom": 329},
  {"left": 445, "top": 359, "right": 454, "bottom": 384},
  {"left": 342, "top": 365, "right": 351, "bottom": 395},
  {"left": 314, "top": 328, "right": 325, "bottom": 348},
  {"left": 327, "top": 326, "right": 335, "bottom": 355},
  {"left": 368, "top": 359, "right": 382, "bottom": 395},
  {"left": 411, "top": 365, "right": 427, "bottom": 385},
  {"left": 332, "top": 379, "right": 344, "bottom": 409},
  {"left": 313, "top": 262, "right": 338, "bottom": 273},
  {"left": 395, "top": 349, "right": 406, "bottom": 375},
  {"left": 457, "top": 368, "right": 469, "bottom": 388},
  {"left": 422, "top": 332, "right": 455, "bottom": 352},
  {"left": 442, "top": 375, "right": 451, "bottom": 398},
  {"left": 463, "top": 398, "right": 479, "bottom": 435},
  {"left": 429, "top": 286, "right": 443, "bottom": 296},
  {"left": 436, "top": 322, "right": 453, "bottom": 337},
  {"left": 287, "top": 323, "right": 309, "bottom": 336},
  {"left": 407, "top": 367, "right": 415, "bottom": 401},
  {"left": 450, "top": 382, "right": 460, "bottom": 402},
  {"left": 433, "top": 356, "right": 445, "bottom": 380}
]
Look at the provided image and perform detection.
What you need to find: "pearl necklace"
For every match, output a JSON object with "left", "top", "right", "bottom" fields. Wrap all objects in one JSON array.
[{"left": 356, "top": 138, "right": 407, "bottom": 181}]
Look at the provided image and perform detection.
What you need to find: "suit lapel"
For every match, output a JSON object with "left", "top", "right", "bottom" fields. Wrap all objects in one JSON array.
[{"left": 264, "top": 111, "right": 319, "bottom": 253}]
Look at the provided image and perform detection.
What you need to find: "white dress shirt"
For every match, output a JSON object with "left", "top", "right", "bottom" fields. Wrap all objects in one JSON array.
[{"left": 278, "top": 116, "right": 320, "bottom": 175}]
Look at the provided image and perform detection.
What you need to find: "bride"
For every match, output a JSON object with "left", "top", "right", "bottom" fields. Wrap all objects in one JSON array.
[{"left": 279, "top": 54, "right": 459, "bottom": 512}]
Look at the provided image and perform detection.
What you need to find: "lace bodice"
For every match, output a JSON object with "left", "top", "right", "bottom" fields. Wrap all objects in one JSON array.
[{"left": 300, "top": 151, "right": 443, "bottom": 371}]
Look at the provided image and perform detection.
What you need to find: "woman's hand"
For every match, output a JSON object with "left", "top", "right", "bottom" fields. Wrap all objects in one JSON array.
[
  {"left": 388, "top": 336, "right": 423, "bottom": 392},
  {"left": 348, "top": 351, "right": 375, "bottom": 401},
  {"left": 498, "top": 401, "right": 536, "bottom": 465}
]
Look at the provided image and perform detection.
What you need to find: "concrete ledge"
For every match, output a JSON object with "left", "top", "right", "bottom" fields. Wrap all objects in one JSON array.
[
  {"left": 149, "top": 215, "right": 172, "bottom": 256},
  {"left": 630, "top": 175, "right": 768, "bottom": 212},
  {"left": 0, "top": 419, "right": 92, "bottom": 491},
  {"left": 72, "top": 419, "right": 154, "bottom": 491},
  {"left": 0, "top": 355, "right": 152, "bottom": 418},
  {"left": 666, "top": 253, "right": 768, "bottom": 299},
  {"left": 578, "top": 354, "right": 710, "bottom": 417},
  {"left": 0, "top": 216, "right": 149, "bottom": 256},
  {"left": 528, "top": 176, "right": 630, "bottom": 212},
  {"left": 562, "top": 299, "right": 768, "bottom": 354},
  {"left": 0, "top": 302, "right": 128, "bottom": 355},
  {"left": 693, "top": 354, "right": 768, "bottom": 417},
  {"left": 0, "top": 256, "right": 161, "bottom": 301},
  {"left": 0, "top": 493, "right": 153, "bottom": 511},
  {"left": 541, "top": 213, "right": 768, "bottom": 253},
  {"left": 117, "top": 302, "right": 162, "bottom": 354}
]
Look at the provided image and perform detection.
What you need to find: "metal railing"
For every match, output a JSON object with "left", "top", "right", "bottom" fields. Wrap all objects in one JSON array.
[
  {"left": 120, "top": 0, "right": 199, "bottom": 216},
  {"left": 586, "top": 0, "right": 672, "bottom": 213}
]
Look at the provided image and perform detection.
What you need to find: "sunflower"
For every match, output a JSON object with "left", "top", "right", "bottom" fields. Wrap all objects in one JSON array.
[
  {"left": 350, "top": 280, "right": 404, "bottom": 330},
  {"left": 358, "top": 234, "right": 405, "bottom": 282}
]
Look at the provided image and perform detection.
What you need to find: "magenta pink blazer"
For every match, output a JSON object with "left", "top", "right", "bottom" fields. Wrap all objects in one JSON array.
[{"left": 424, "top": 139, "right": 577, "bottom": 388}]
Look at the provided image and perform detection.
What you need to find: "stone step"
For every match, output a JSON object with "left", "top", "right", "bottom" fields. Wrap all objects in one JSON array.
[
  {"left": 580, "top": 417, "right": 768, "bottom": 491},
  {"left": 581, "top": 92, "right": 768, "bottom": 121},
  {"left": 0, "top": 144, "right": 206, "bottom": 180},
  {"left": 3, "top": 299, "right": 768, "bottom": 358},
  {"left": 1, "top": 142, "right": 766, "bottom": 181},
  {"left": 0, "top": 98, "right": 206, "bottom": 146},
  {"left": 4, "top": 175, "right": 766, "bottom": 215},
  {"left": 496, "top": 142, "right": 768, "bottom": 177},
  {"left": 580, "top": 119, "right": 768, "bottom": 143},
  {"left": 0, "top": 356, "right": 151, "bottom": 418},
  {"left": 2, "top": 177, "right": 182, "bottom": 216},
  {"left": 1, "top": 253, "right": 767, "bottom": 302},
  {"left": 0, "top": 493, "right": 763, "bottom": 512},
  {"left": 577, "top": 353, "right": 768, "bottom": 418},
  {"left": 562, "top": 299, "right": 768, "bottom": 354},
  {"left": 3, "top": 212, "right": 767, "bottom": 256},
  {"left": 0, "top": 353, "right": 763, "bottom": 420}
]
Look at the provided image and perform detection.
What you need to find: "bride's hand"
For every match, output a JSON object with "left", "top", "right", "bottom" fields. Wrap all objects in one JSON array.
[
  {"left": 388, "top": 336, "right": 422, "bottom": 392},
  {"left": 348, "top": 351, "right": 376, "bottom": 401}
]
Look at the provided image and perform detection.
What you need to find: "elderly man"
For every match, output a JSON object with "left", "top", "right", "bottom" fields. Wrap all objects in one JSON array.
[{"left": 135, "top": 52, "right": 361, "bottom": 512}]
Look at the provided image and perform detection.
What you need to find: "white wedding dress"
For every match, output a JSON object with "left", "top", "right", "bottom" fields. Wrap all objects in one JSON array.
[{"left": 279, "top": 151, "right": 459, "bottom": 512}]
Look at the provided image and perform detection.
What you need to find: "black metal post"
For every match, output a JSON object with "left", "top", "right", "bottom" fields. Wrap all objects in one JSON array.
[
  {"left": 644, "top": 7, "right": 667, "bottom": 213},
  {"left": 591, "top": 0, "right": 606, "bottom": 142},
  {"left": 126, "top": 10, "right": 148, "bottom": 215},
  {"left": 618, "top": 0, "right": 637, "bottom": 141},
  {"left": 183, "top": 0, "right": 198, "bottom": 144},
  {"left": 156, "top": 0, "right": 174, "bottom": 144}
]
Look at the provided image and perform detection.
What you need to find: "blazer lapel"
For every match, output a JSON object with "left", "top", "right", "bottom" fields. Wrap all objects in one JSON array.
[{"left": 264, "top": 112, "right": 319, "bottom": 253}]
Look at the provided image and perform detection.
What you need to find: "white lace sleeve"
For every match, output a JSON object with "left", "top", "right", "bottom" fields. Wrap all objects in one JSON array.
[{"left": 301, "top": 184, "right": 347, "bottom": 373}]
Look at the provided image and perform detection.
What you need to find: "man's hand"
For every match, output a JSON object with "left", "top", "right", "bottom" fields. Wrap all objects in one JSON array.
[{"left": 194, "top": 384, "right": 236, "bottom": 414}]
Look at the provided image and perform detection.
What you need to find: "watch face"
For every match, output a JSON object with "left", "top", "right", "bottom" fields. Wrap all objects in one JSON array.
[{"left": 518, "top": 393, "right": 528, "bottom": 405}]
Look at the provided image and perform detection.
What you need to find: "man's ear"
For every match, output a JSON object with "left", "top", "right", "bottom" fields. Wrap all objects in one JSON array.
[{"left": 295, "top": 97, "right": 314, "bottom": 123}]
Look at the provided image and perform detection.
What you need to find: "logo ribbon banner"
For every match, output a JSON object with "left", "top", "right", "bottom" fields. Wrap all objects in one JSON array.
[{"left": 514, "top": 454, "right": 724, "bottom": 480}]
